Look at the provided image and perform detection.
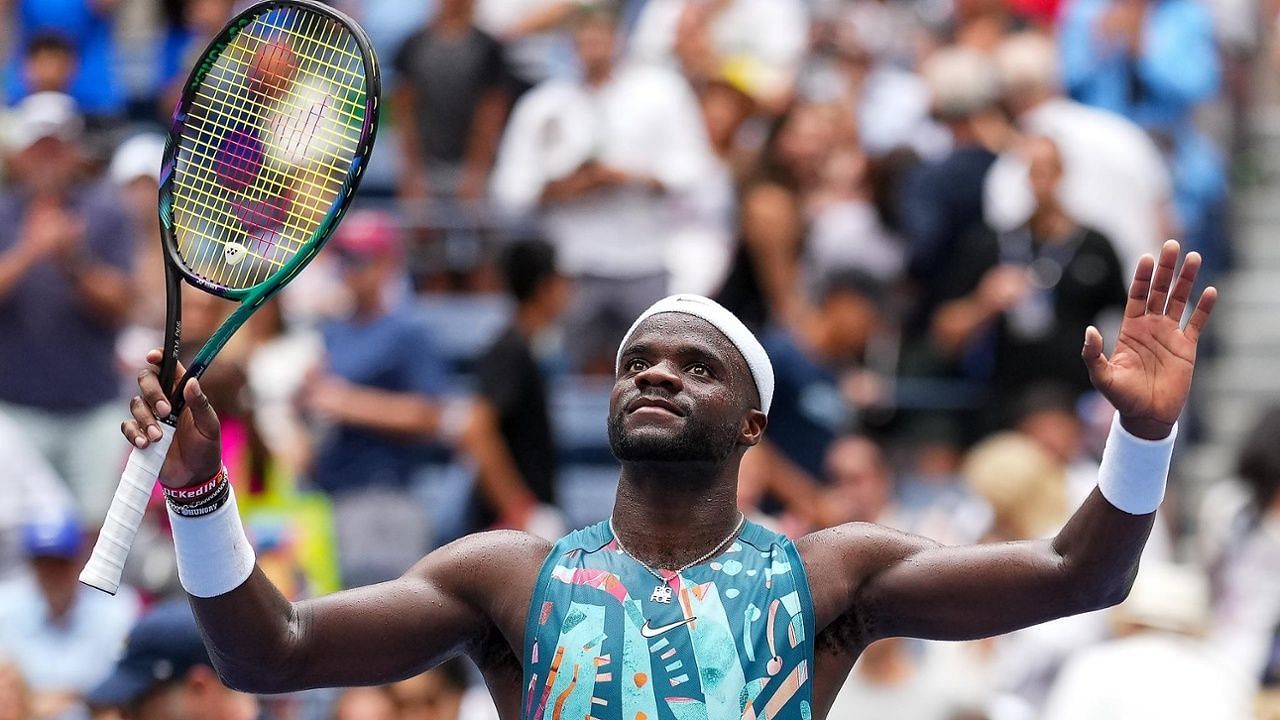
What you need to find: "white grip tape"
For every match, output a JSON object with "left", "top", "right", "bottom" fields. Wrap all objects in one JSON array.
[
  {"left": 80, "top": 425, "right": 175, "bottom": 595},
  {"left": 169, "top": 488, "right": 256, "bottom": 598},
  {"left": 1097, "top": 414, "right": 1178, "bottom": 516}
]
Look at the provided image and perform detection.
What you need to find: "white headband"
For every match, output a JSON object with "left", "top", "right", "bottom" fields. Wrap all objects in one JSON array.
[{"left": 616, "top": 294, "right": 774, "bottom": 414}]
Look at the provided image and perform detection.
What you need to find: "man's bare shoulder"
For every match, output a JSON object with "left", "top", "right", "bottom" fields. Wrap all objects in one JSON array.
[
  {"left": 796, "top": 523, "right": 939, "bottom": 630},
  {"left": 401, "top": 530, "right": 554, "bottom": 627},
  {"left": 405, "top": 530, "right": 554, "bottom": 589}
]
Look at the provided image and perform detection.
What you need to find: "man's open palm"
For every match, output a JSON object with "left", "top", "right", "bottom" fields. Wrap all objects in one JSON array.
[{"left": 1083, "top": 240, "right": 1217, "bottom": 440}]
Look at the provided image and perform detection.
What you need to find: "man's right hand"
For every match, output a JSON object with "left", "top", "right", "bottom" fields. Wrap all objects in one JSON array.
[{"left": 122, "top": 349, "right": 222, "bottom": 489}]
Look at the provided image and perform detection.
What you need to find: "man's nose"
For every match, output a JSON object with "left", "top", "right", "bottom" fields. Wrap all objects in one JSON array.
[{"left": 635, "top": 359, "right": 682, "bottom": 393}]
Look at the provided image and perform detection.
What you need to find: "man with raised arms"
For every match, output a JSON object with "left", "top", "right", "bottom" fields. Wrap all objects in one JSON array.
[{"left": 121, "top": 241, "right": 1213, "bottom": 719}]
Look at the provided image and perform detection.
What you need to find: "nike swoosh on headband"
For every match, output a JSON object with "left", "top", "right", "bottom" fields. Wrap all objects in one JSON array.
[{"left": 640, "top": 617, "right": 697, "bottom": 639}]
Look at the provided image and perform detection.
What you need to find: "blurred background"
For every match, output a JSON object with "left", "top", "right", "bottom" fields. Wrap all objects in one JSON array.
[{"left": 0, "top": 0, "right": 1277, "bottom": 718}]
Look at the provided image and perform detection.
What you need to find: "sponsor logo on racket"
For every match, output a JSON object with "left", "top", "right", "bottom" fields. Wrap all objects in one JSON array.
[{"left": 223, "top": 241, "right": 247, "bottom": 265}]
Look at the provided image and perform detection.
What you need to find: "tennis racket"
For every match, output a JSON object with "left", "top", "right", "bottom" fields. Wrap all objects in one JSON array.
[{"left": 81, "top": 0, "right": 380, "bottom": 594}]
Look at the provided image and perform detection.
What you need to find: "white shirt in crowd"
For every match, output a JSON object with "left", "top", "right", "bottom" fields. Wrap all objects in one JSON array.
[
  {"left": 1041, "top": 633, "right": 1253, "bottom": 720},
  {"left": 629, "top": 0, "right": 809, "bottom": 101},
  {"left": 0, "top": 412, "right": 76, "bottom": 578},
  {"left": 984, "top": 97, "right": 1171, "bottom": 273},
  {"left": 475, "top": 0, "right": 572, "bottom": 84},
  {"left": 491, "top": 64, "right": 715, "bottom": 278}
]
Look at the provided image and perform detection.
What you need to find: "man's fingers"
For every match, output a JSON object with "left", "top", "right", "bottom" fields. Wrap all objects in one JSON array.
[
  {"left": 137, "top": 367, "right": 172, "bottom": 419},
  {"left": 1184, "top": 286, "right": 1218, "bottom": 344},
  {"left": 184, "top": 378, "right": 220, "bottom": 438},
  {"left": 1125, "top": 254, "right": 1156, "bottom": 318},
  {"left": 1146, "top": 240, "right": 1180, "bottom": 315},
  {"left": 1164, "top": 251, "right": 1201, "bottom": 322},
  {"left": 129, "top": 396, "right": 163, "bottom": 443},
  {"left": 1082, "top": 325, "right": 1111, "bottom": 387},
  {"left": 146, "top": 348, "right": 163, "bottom": 365},
  {"left": 120, "top": 419, "right": 147, "bottom": 449}
]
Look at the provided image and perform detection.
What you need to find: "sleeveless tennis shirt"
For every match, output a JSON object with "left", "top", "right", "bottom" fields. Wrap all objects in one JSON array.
[{"left": 522, "top": 519, "right": 816, "bottom": 720}]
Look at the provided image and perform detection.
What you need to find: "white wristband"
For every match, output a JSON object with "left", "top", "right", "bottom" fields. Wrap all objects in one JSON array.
[
  {"left": 168, "top": 487, "right": 256, "bottom": 598},
  {"left": 1097, "top": 414, "right": 1177, "bottom": 515}
]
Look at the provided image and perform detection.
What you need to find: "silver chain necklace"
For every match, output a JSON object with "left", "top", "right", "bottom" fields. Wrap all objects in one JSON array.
[{"left": 609, "top": 512, "right": 746, "bottom": 604}]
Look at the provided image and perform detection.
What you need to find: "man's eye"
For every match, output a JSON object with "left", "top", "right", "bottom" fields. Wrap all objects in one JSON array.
[
  {"left": 689, "top": 363, "right": 710, "bottom": 376},
  {"left": 626, "top": 359, "right": 648, "bottom": 372}
]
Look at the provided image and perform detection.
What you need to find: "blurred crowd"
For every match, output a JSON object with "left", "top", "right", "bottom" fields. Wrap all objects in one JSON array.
[{"left": 0, "top": 0, "right": 1278, "bottom": 718}]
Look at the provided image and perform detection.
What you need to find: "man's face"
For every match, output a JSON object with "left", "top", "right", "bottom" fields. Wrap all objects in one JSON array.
[
  {"left": 31, "top": 555, "right": 78, "bottom": 619},
  {"left": 609, "top": 315, "right": 761, "bottom": 464},
  {"left": 573, "top": 17, "right": 618, "bottom": 73},
  {"left": 1025, "top": 136, "right": 1063, "bottom": 206},
  {"left": 11, "top": 136, "right": 79, "bottom": 194}
]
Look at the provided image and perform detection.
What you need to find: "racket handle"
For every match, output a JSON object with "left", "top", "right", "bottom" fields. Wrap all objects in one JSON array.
[{"left": 80, "top": 425, "right": 175, "bottom": 595}]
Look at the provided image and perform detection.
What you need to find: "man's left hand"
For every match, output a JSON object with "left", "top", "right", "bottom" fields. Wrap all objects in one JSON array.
[{"left": 1083, "top": 240, "right": 1216, "bottom": 440}]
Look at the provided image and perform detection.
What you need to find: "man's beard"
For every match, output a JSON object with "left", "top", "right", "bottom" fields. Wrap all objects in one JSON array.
[{"left": 608, "top": 407, "right": 739, "bottom": 464}]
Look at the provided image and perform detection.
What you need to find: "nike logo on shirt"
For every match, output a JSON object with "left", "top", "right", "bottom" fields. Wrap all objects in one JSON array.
[{"left": 640, "top": 617, "right": 697, "bottom": 638}]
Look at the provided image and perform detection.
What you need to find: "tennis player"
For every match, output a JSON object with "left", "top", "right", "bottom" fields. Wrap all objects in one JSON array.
[{"left": 122, "top": 241, "right": 1213, "bottom": 719}]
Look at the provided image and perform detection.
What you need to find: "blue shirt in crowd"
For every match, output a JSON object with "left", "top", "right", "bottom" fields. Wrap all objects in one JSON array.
[
  {"left": 5, "top": 0, "right": 121, "bottom": 115},
  {"left": 0, "top": 183, "right": 133, "bottom": 412},
  {"left": 1059, "top": 0, "right": 1219, "bottom": 133},
  {"left": 760, "top": 327, "right": 850, "bottom": 479},
  {"left": 310, "top": 308, "right": 447, "bottom": 494}
]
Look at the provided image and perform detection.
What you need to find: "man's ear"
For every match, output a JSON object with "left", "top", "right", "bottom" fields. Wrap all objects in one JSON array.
[{"left": 740, "top": 409, "right": 768, "bottom": 447}]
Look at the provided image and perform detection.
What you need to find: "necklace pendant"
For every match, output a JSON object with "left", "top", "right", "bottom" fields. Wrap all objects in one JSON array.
[{"left": 650, "top": 584, "right": 674, "bottom": 604}]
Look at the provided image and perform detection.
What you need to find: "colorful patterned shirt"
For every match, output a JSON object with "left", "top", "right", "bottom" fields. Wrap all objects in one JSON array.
[{"left": 523, "top": 519, "right": 815, "bottom": 720}]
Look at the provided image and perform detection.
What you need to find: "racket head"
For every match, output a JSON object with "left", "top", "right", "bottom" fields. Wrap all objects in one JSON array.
[{"left": 158, "top": 0, "right": 380, "bottom": 303}]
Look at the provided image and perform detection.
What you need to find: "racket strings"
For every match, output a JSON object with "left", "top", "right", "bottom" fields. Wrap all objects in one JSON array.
[
  {"left": 178, "top": 14, "right": 361, "bottom": 284},
  {"left": 170, "top": 7, "right": 369, "bottom": 290}
]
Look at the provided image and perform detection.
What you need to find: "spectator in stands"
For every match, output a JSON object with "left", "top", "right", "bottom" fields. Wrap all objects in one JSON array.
[
  {"left": 154, "top": 0, "right": 236, "bottom": 119},
  {"left": 822, "top": 434, "right": 896, "bottom": 525},
  {"left": 491, "top": 4, "right": 715, "bottom": 372},
  {"left": 828, "top": 637, "right": 990, "bottom": 720},
  {"left": 898, "top": 46, "right": 1006, "bottom": 325},
  {"left": 760, "top": 270, "right": 887, "bottom": 479},
  {"left": 0, "top": 659, "right": 32, "bottom": 720},
  {"left": 462, "top": 239, "right": 568, "bottom": 534},
  {"left": 737, "top": 271, "right": 893, "bottom": 528},
  {"left": 931, "top": 136, "right": 1126, "bottom": 428},
  {"left": 986, "top": 31, "right": 1171, "bottom": 273},
  {"left": 20, "top": 34, "right": 77, "bottom": 97},
  {"left": 0, "top": 514, "right": 140, "bottom": 720},
  {"left": 0, "top": 93, "right": 134, "bottom": 523},
  {"left": 388, "top": 657, "right": 496, "bottom": 720},
  {"left": 1059, "top": 0, "right": 1229, "bottom": 279},
  {"left": 393, "top": 0, "right": 512, "bottom": 203},
  {"left": 476, "top": 0, "right": 577, "bottom": 95},
  {"left": 0, "top": 411, "right": 76, "bottom": 580},
  {"left": 629, "top": 0, "right": 810, "bottom": 111},
  {"left": 332, "top": 687, "right": 397, "bottom": 720},
  {"left": 302, "top": 211, "right": 446, "bottom": 585},
  {"left": 85, "top": 602, "right": 258, "bottom": 720},
  {"left": 109, "top": 133, "right": 168, "bottom": 341},
  {"left": 1204, "top": 407, "right": 1280, "bottom": 695},
  {"left": 4, "top": 0, "right": 123, "bottom": 118},
  {"left": 716, "top": 103, "right": 837, "bottom": 331},
  {"left": 1043, "top": 563, "right": 1253, "bottom": 720}
]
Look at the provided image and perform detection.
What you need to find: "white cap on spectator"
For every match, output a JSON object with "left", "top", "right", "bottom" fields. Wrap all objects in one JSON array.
[
  {"left": 110, "top": 133, "right": 166, "bottom": 185},
  {"left": 995, "top": 32, "right": 1060, "bottom": 97},
  {"left": 617, "top": 294, "right": 774, "bottom": 414},
  {"left": 1116, "top": 562, "right": 1211, "bottom": 635},
  {"left": 4, "top": 92, "right": 82, "bottom": 153},
  {"left": 921, "top": 47, "right": 1001, "bottom": 120}
]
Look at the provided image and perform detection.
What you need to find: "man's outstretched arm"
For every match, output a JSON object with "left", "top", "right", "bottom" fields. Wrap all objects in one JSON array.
[
  {"left": 123, "top": 353, "right": 549, "bottom": 693},
  {"left": 804, "top": 241, "right": 1216, "bottom": 646}
]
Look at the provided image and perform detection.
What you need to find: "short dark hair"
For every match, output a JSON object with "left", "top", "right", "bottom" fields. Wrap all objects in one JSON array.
[
  {"left": 502, "top": 239, "right": 558, "bottom": 303},
  {"left": 818, "top": 268, "right": 886, "bottom": 307},
  {"left": 25, "top": 32, "right": 75, "bottom": 59}
]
